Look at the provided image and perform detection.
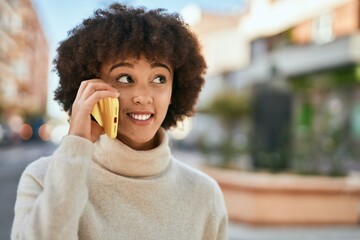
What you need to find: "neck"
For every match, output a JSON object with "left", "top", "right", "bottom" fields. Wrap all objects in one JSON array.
[{"left": 93, "top": 128, "right": 171, "bottom": 177}]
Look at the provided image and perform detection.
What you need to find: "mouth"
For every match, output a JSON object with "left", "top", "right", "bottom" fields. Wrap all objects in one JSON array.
[
  {"left": 128, "top": 113, "right": 153, "bottom": 121},
  {"left": 127, "top": 112, "right": 154, "bottom": 124}
]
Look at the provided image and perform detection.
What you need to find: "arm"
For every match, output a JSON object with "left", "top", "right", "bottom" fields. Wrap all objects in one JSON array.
[
  {"left": 216, "top": 210, "right": 228, "bottom": 240},
  {"left": 215, "top": 186, "right": 228, "bottom": 240},
  {"left": 11, "top": 79, "right": 119, "bottom": 240},
  {"left": 11, "top": 135, "right": 94, "bottom": 240},
  {"left": 203, "top": 182, "right": 229, "bottom": 240}
]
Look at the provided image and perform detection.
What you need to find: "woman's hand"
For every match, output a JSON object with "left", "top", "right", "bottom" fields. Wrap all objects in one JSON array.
[{"left": 68, "top": 79, "right": 120, "bottom": 142}]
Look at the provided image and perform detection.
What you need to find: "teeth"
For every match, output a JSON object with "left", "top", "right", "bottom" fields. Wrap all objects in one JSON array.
[{"left": 130, "top": 114, "right": 151, "bottom": 121}]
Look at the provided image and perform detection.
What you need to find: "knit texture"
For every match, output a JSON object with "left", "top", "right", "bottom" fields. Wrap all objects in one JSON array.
[{"left": 11, "top": 129, "right": 228, "bottom": 239}]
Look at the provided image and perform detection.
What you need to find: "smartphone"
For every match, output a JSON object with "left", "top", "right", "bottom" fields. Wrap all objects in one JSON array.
[{"left": 91, "top": 97, "right": 119, "bottom": 138}]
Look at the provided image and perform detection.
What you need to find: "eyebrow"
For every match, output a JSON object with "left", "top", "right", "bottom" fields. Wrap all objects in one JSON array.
[
  {"left": 109, "top": 62, "right": 172, "bottom": 74},
  {"left": 150, "top": 62, "right": 172, "bottom": 74},
  {"left": 109, "top": 62, "right": 133, "bottom": 72}
]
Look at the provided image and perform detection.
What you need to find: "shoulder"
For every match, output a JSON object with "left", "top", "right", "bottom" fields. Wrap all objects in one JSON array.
[
  {"left": 171, "top": 157, "right": 227, "bottom": 217},
  {"left": 171, "top": 157, "right": 223, "bottom": 197}
]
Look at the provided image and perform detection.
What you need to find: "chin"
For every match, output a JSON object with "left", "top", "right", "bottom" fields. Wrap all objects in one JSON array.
[
  {"left": 133, "top": 134, "right": 155, "bottom": 144},
  {"left": 117, "top": 129, "right": 158, "bottom": 146}
]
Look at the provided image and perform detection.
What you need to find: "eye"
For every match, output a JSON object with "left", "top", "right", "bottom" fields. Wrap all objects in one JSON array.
[
  {"left": 152, "top": 75, "right": 167, "bottom": 84},
  {"left": 116, "top": 74, "right": 133, "bottom": 84}
]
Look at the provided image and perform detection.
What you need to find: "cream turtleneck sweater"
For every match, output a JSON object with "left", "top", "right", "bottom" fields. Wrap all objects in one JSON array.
[{"left": 11, "top": 129, "right": 228, "bottom": 239}]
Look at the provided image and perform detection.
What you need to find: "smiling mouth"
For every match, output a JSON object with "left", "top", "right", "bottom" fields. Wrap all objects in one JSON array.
[{"left": 128, "top": 113, "right": 153, "bottom": 121}]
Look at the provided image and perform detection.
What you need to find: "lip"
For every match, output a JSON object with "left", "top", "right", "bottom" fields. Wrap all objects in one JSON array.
[{"left": 126, "top": 111, "right": 154, "bottom": 126}]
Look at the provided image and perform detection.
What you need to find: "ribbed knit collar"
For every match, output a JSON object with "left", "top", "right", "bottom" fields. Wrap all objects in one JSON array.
[{"left": 93, "top": 128, "right": 171, "bottom": 177}]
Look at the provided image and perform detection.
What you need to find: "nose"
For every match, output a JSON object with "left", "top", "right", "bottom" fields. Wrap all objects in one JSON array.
[
  {"left": 132, "top": 87, "right": 152, "bottom": 105},
  {"left": 131, "top": 80, "right": 154, "bottom": 105},
  {"left": 133, "top": 95, "right": 153, "bottom": 105}
]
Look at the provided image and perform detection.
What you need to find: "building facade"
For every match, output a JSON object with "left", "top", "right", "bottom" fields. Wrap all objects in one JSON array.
[
  {"left": 188, "top": 0, "right": 360, "bottom": 172},
  {"left": 0, "top": 0, "right": 49, "bottom": 142},
  {"left": 0, "top": 0, "right": 49, "bottom": 117}
]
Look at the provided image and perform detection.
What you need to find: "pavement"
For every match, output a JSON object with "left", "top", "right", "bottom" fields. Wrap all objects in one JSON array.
[
  {"left": 1, "top": 141, "right": 360, "bottom": 240},
  {"left": 0, "top": 140, "right": 57, "bottom": 240},
  {"left": 228, "top": 222, "right": 360, "bottom": 240}
]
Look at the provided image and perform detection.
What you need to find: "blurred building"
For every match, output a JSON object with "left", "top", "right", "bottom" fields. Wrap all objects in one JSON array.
[
  {"left": 0, "top": 0, "right": 49, "bottom": 117},
  {"left": 187, "top": 0, "right": 360, "bottom": 172},
  {"left": 192, "top": 0, "right": 359, "bottom": 90},
  {"left": 0, "top": 0, "right": 49, "bottom": 143}
]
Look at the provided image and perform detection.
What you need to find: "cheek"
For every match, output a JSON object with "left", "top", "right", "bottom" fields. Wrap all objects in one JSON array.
[
  {"left": 160, "top": 85, "right": 172, "bottom": 102},
  {"left": 117, "top": 91, "right": 131, "bottom": 105},
  {"left": 158, "top": 90, "right": 172, "bottom": 108},
  {"left": 117, "top": 96, "right": 130, "bottom": 116}
]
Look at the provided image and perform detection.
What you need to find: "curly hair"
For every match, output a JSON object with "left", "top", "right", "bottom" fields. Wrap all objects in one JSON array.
[{"left": 53, "top": 3, "right": 207, "bottom": 129}]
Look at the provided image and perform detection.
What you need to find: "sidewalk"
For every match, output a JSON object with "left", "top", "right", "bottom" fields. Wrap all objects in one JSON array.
[
  {"left": 228, "top": 221, "right": 360, "bottom": 240},
  {"left": 171, "top": 149, "right": 360, "bottom": 240}
]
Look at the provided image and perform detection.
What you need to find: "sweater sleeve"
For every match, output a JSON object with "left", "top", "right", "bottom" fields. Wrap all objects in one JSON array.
[
  {"left": 215, "top": 185, "right": 228, "bottom": 240},
  {"left": 11, "top": 135, "right": 95, "bottom": 240},
  {"left": 203, "top": 181, "right": 228, "bottom": 240}
]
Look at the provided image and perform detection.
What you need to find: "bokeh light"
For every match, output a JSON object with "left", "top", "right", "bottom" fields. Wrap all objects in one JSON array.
[
  {"left": 18, "top": 124, "right": 33, "bottom": 140},
  {"left": 38, "top": 123, "right": 51, "bottom": 141}
]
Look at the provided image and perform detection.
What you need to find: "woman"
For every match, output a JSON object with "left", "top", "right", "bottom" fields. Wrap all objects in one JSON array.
[{"left": 11, "top": 3, "right": 228, "bottom": 239}]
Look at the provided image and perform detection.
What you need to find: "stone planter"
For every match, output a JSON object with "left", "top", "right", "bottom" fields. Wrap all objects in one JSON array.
[{"left": 202, "top": 166, "right": 360, "bottom": 225}]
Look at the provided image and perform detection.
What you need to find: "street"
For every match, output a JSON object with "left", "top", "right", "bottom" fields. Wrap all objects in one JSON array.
[
  {"left": 1, "top": 141, "right": 360, "bottom": 240},
  {"left": 0, "top": 140, "right": 57, "bottom": 240}
]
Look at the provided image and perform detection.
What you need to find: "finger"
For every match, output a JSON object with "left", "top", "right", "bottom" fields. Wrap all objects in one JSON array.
[
  {"left": 74, "top": 80, "right": 96, "bottom": 103},
  {"left": 79, "top": 81, "right": 119, "bottom": 102},
  {"left": 75, "top": 79, "right": 117, "bottom": 102}
]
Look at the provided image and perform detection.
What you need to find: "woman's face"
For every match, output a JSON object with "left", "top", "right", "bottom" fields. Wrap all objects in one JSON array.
[{"left": 100, "top": 56, "right": 173, "bottom": 150}]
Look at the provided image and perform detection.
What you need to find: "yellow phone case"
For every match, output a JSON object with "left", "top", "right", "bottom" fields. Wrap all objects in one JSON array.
[{"left": 91, "top": 97, "right": 119, "bottom": 139}]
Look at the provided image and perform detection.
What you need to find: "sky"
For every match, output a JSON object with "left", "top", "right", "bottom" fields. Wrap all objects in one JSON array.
[{"left": 31, "top": 0, "right": 246, "bottom": 119}]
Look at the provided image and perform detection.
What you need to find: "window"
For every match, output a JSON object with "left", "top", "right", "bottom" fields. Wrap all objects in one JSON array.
[{"left": 312, "top": 11, "right": 334, "bottom": 44}]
